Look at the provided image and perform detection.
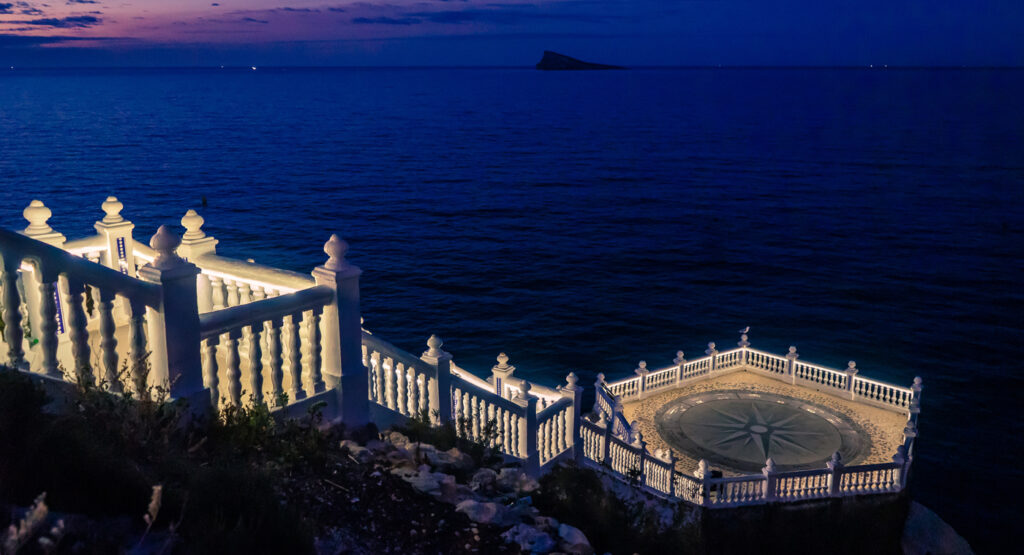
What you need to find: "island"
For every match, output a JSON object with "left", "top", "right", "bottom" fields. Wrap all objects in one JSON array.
[{"left": 535, "top": 51, "right": 625, "bottom": 70}]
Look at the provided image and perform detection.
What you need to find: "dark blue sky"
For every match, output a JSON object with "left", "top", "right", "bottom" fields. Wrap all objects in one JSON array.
[{"left": 1, "top": 1, "right": 1022, "bottom": 67}]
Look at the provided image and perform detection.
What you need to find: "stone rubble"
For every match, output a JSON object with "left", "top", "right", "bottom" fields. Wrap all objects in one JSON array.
[{"left": 342, "top": 430, "right": 593, "bottom": 554}]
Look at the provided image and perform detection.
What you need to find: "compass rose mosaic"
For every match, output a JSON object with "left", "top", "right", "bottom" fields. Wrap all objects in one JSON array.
[{"left": 654, "top": 390, "right": 867, "bottom": 472}]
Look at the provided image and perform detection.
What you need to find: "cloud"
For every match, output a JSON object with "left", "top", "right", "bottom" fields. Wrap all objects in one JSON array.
[
  {"left": 211, "top": 2, "right": 219, "bottom": 6},
  {"left": 16, "top": 15, "right": 102, "bottom": 27},
  {"left": 241, "top": 17, "right": 268, "bottom": 24},
  {"left": 66, "top": 0, "right": 98, "bottom": 4},
  {"left": 352, "top": 16, "right": 422, "bottom": 26},
  {"left": 0, "top": 3, "right": 15, "bottom": 14}
]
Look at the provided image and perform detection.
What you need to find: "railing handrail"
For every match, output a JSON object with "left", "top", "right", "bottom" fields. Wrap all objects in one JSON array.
[
  {"left": 537, "top": 397, "right": 572, "bottom": 422},
  {"left": 853, "top": 374, "right": 911, "bottom": 393},
  {"left": 450, "top": 362, "right": 494, "bottom": 392},
  {"left": 198, "top": 285, "right": 333, "bottom": 339},
  {"left": 450, "top": 374, "right": 525, "bottom": 413},
  {"left": 0, "top": 227, "right": 161, "bottom": 307},
  {"left": 63, "top": 235, "right": 106, "bottom": 253},
  {"left": 133, "top": 241, "right": 316, "bottom": 293},
  {"left": 361, "top": 331, "right": 436, "bottom": 375}
]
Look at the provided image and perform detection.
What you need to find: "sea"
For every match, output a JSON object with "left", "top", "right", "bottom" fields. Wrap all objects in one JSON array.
[{"left": 0, "top": 67, "right": 1021, "bottom": 552}]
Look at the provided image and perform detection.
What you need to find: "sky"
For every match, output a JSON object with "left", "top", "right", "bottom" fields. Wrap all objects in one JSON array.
[{"left": 0, "top": 1, "right": 1022, "bottom": 67}]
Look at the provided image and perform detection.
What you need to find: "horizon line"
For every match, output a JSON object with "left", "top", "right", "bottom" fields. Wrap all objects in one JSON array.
[{"left": 4, "top": 64, "right": 1024, "bottom": 70}]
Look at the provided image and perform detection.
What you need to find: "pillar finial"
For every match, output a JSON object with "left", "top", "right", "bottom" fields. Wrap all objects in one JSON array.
[
  {"left": 425, "top": 334, "right": 443, "bottom": 357},
  {"left": 846, "top": 361, "right": 858, "bottom": 375},
  {"left": 181, "top": 209, "right": 206, "bottom": 240},
  {"left": 705, "top": 342, "right": 718, "bottom": 356},
  {"left": 150, "top": 225, "right": 183, "bottom": 269},
  {"left": 738, "top": 326, "right": 750, "bottom": 347},
  {"left": 696, "top": 459, "right": 709, "bottom": 478},
  {"left": 565, "top": 371, "right": 578, "bottom": 388},
  {"left": 786, "top": 346, "right": 799, "bottom": 360},
  {"left": 635, "top": 360, "right": 648, "bottom": 375},
  {"left": 323, "top": 234, "right": 350, "bottom": 270},
  {"left": 674, "top": 350, "right": 686, "bottom": 365},
  {"left": 827, "top": 451, "right": 843, "bottom": 470},
  {"left": 101, "top": 196, "right": 124, "bottom": 224},
  {"left": 23, "top": 200, "right": 53, "bottom": 235},
  {"left": 763, "top": 458, "right": 776, "bottom": 474}
]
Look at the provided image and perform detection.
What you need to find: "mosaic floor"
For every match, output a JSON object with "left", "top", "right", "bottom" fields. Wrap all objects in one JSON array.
[{"left": 621, "top": 370, "right": 908, "bottom": 476}]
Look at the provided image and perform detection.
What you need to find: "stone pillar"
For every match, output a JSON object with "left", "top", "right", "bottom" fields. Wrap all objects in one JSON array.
[
  {"left": 93, "top": 196, "right": 135, "bottom": 273},
  {"left": 635, "top": 430, "right": 647, "bottom": 487},
  {"left": 592, "top": 373, "right": 606, "bottom": 415},
  {"left": 491, "top": 352, "right": 515, "bottom": 399},
  {"left": 696, "top": 460, "right": 712, "bottom": 506},
  {"left": 673, "top": 350, "right": 686, "bottom": 384},
  {"left": 516, "top": 382, "right": 540, "bottom": 476},
  {"left": 667, "top": 450, "right": 678, "bottom": 497},
  {"left": 136, "top": 226, "right": 204, "bottom": 401},
  {"left": 826, "top": 451, "right": 844, "bottom": 496},
  {"left": 845, "top": 361, "right": 859, "bottom": 399},
  {"left": 312, "top": 235, "right": 367, "bottom": 425},
  {"left": 738, "top": 328, "right": 750, "bottom": 365},
  {"left": 909, "top": 376, "right": 923, "bottom": 417},
  {"left": 706, "top": 342, "right": 718, "bottom": 371},
  {"left": 22, "top": 200, "right": 66, "bottom": 344},
  {"left": 634, "top": 360, "right": 648, "bottom": 399},
  {"left": 561, "top": 372, "right": 583, "bottom": 461},
  {"left": 893, "top": 446, "right": 909, "bottom": 490},
  {"left": 762, "top": 458, "right": 777, "bottom": 501},
  {"left": 177, "top": 210, "right": 219, "bottom": 313},
  {"left": 421, "top": 334, "right": 453, "bottom": 425},
  {"left": 600, "top": 414, "right": 612, "bottom": 466},
  {"left": 786, "top": 346, "right": 799, "bottom": 384}
]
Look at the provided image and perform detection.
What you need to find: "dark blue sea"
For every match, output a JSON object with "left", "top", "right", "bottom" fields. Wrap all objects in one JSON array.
[{"left": 1, "top": 67, "right": 1021, "bottom": 551}]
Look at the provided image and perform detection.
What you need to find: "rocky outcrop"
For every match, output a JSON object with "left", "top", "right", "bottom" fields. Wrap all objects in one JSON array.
[
  {"left": 535, "top": 51, "right": 624, "bottom": 70},
  {"left": 350, "top": 430, "right": 590, "bottom": 554}
]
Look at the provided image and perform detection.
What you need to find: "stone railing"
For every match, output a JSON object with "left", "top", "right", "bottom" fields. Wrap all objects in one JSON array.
[
  {"left": 582, "top": 331, "right": 921, "bottom": 507},
  {"left": 0, "top": 198, "right": 361, "bottom": 417},
  {"left": 1, "top": 198, "right": 922, "bottom": 490},
  {"left": 198, "top": 285, "right": 334, "bottom": 407}
]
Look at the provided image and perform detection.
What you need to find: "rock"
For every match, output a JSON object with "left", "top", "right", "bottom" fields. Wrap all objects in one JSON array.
[
  {"left": 497, "top": 468, "right": 522, "bottom": 492},
  {"left": 533, "top": 516, "right": 559, "bottom": 532},
  {"left": 424, "top": 447, "right": 473, "bottom": 472},
  {"left": 503, "top": 523, "right": 557, "bottom": 554},
  {"left": 438, "top": 474, "right": 459, "bottom": 503},
  {"left": 391, "top": 466, "right": 443, "bottom": 495},
  {"left": 517, "top": 475, "right": 540, "bottom": 494},
  {"left": 385, "top": 447, "right": 415, "bottom": 468},
  {"left": 365, "top": 439, "right": 390, "bottom": 453},
  {"left": 385, "top": 431, "right": 410, "bottom": 447},
  {"left": 470, "top": 468, "right": 498, "bottom": 493},
  {"left": 339, "top": 440, "right": 375, "bottom": 463},
  {"left": 455, "top": 500, "right": 504, "bottom": 525},
  {"left": 902, "top": 501, "right": 973, "bottom": 555},
  {"left": 558, "top": 523, "right": 593, "bottom": 555},
  {"left": 535, "top": 51, "right": 624, "bottom": 71}
]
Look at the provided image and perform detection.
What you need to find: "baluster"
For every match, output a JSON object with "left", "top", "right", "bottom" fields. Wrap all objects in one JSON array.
[
  {"left": 225, "top": 279, "right": 239, "bottom": 307},
  {"left": 384, "top": 357, "right": 396, "bottom": 410},
  {"left": 64, "top": 279, "right": 93, "bottom": 385},
  {"left": 128, "top": 300, "right": 148, "bottom": 396},
  {"left": 452, "top": 389, "right": 463, "bottom": 434},
  {"left": 265, "top": 319, "right": 284, "bottom": 405},
  {"left": 95, "top": 289, "right": 120, "bottom": 392},
  {"left": 285, "top": 313, "right": 305, "bottom": 401},
  {"left": 1, "top": 257, "right": 26, "bottom": 368},
  {"left": 196, "top": 273, "right": 213, "bottom": 313},
  {"left": 251, "top": 285, "right": 266, "bottom": 302},
  {"left": 245, "top": 324, "right": 264, "bottom": 405},
  {"left": 371, "top": 351, "right": 384, "bottom": 404},
  {"left": 222, "top": 331, "right": 242, "bottom": 407},
  {"left": 418, "top": 374, "right": 428, "bottom": 415},
  {"left": 202, "top": 337, "right": 219, "bottom": 406},
  {"left": 395, "top": 362, "right": 407, "bottom": 415},
  {"left": 307, "top": 306, "right": 324, "bottom": 394},
  {"left": 210, "top": 276, "right": 225, "bottom": 310},
  {"left": 238, "top": 283, "right": 252, "bottom": 305},
  {"left": 401, "top": 372, "right": 413, "bottom": 415},
  {"left": 36, "top": 268, "right": 60, "bottom": 378}
]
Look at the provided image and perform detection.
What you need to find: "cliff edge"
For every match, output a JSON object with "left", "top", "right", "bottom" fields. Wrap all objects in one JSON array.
[{"left": 535, "top": 51, "right": 624, "bottom": 70}]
